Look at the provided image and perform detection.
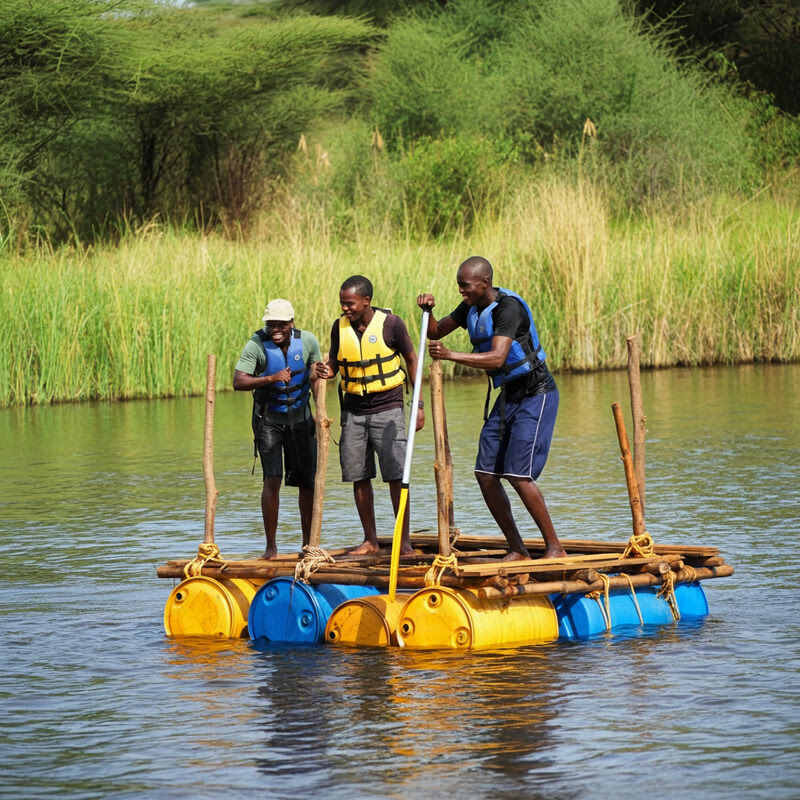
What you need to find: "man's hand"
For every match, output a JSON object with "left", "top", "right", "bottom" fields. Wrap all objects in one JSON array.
[
  {"left": 428, "top": 340, "right": 451, "bottom": 361},
  {"left": 415, "top": 406, "right": 425, "bottom": 432},
  {"left": 417, "top": 293, "right": 435, "bottom": 311},
  {"left": 270, "top": 367, "right": 292, "bottom": 383},
  {"left": 314, "top": 361, "right": 333, "bottom": 379}
]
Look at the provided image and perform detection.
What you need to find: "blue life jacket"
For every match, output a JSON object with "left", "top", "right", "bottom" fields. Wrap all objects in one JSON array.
[
  {"left": 254, "top": 328, "right": 310, "bottom": 414},
  {"left": 466, "top": 288, "right": 546, "bottom": 389}
]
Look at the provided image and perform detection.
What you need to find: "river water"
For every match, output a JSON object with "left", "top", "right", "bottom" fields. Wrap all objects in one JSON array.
[{"left": 1, "top": 365, "right": 798, "bottom": 799}]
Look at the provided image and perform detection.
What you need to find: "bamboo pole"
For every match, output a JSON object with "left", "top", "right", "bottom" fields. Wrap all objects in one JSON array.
[
  {"left": 155, "top": 562, "right": 733, "bottom": 589},
  {"left": 309, "top": 376, "right": 331, "bottom": 547},
  {"left": 474, "top": 563, "right": 734, "bottom": 600},
  {"left": 441, "top": 377, "right": 455, "bottom": 530},
  {"left": 626, "top": 334, "right": 646, "bottom": 515},
  {"left": 203, "top": 354, "right": 218, "bottom": 545},
  {"left": 612, "top": 402, "right": 645, "bottom": 539},
  {"left": 430, "top": 360, "right": 451, "bottom": 557}
]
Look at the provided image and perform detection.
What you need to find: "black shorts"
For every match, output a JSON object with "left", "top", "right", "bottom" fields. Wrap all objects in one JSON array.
[{"left": 256, "top": 416, "right": 316, "bottom": 488}]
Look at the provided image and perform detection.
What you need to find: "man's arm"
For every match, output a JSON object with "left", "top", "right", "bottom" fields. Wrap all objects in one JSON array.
[
  {"left": 416, "top": 292, "right": 460, "bottom": 340},
  {"left": 233, "top": 368, "right": 291, "bottom": 391},
  {"left": 427, "top": 294, "right": 522, "bottom": 371},
  {"left": 315, "top": 321, "right": 339, "bottom": 379},
  {"left": 428, "top": 335, "right": 513, "bottom": 371},
  {"left": 233, "top": 339, "right": 290, "bottom": 390}
]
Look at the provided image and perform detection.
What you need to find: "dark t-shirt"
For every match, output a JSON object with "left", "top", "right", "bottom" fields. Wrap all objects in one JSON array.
[
  {"left": 329, "top": 310, "right": 414, "bottom": 414},
  {"left": 449, "top": 290, "right": 556, "bottom": 401}
]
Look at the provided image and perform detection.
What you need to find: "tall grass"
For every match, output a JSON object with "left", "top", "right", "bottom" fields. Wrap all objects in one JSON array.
[{"left": 1, "top": 176, "right": 798, "bottom": 406}]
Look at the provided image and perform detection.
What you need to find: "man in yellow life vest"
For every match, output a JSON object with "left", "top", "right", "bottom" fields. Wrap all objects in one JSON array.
[{"left": 317, "top": 275, "right": 424, "bottom": 555}]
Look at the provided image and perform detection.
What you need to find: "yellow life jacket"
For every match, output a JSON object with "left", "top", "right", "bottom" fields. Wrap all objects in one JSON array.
[{"left": 338, "top": 309, "right": 405, "bottom": 395}]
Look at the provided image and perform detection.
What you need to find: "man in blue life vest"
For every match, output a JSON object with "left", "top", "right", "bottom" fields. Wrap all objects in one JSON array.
[
  {"left": 417, "top": 256, "right": 567, "bottom": 561},
  {"left": 233, "top": 298, "right": 323, "bottom": 559},
  {"left": 317, "top": 275, "right": 424, "bottom": 555}
]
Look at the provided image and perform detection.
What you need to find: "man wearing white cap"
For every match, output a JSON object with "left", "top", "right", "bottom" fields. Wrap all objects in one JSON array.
[{"left": 233, "top": 298, "right": 323, "bottom": 559}]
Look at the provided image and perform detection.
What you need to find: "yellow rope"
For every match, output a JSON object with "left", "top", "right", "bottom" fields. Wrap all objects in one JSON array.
[
  {"left": 424, "top": 553, "right": 459, "bottom": 587},
  {"left": 657, "top": 569, "right": 681, "bottom": 621},
  {"left": 621, "top": 573, "right": 643, "bottom": 625},
  {"left": 183, "top": 542, "right": 227, "bottom": 579},
  {"left": 294, "top": 545, "right": 336, "bottom": 584},
  {"left": 683, "top": 565, "right": 698, "bottom": 583},
  {"left": 620, "top": 530, "right": 655, "bottom": 560},
  {"left": 585, "top": 573, "right": 612, "bottom": 631}
]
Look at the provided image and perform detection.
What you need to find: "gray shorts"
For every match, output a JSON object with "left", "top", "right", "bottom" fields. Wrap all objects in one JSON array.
[{"left": 339, "top": 406, "right": 407, "bottom": 483}]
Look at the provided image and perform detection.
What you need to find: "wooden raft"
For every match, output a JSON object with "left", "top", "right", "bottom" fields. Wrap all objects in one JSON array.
[
  {"left": 158, "top": 346, "right": 734, "bottom": 602},
  {"left": 156, "top": 529, "right": 734, "bottom": 600}
]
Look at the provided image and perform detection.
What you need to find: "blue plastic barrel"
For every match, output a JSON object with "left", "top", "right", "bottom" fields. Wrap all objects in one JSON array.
[
  {"left": 248, "top": 577, "right": 380, "bottom": 644},
  {"left": 553, "top": 581, "right": 709, "bottom": 640}
]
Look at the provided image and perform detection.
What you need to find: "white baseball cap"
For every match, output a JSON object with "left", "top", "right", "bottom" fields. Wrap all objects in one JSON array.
[{"left": 262, "top": 298, "right": 295, "bottom": 322}]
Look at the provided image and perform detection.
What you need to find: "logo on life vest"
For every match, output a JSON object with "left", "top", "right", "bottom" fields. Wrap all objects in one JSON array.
[
  {"left": 479, "top": 325, "right": 486, "bottom": 333},
  {"left": 368, "top": 335, "right": 378, "bottom": 343},
  {"left": 293, "top": 353, "right": 301, "bottom": 361}
]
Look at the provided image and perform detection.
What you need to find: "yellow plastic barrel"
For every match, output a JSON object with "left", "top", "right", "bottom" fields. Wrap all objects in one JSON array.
[
  {"left": 396, "top": 586, "right": 559, "bottom": 649},
  {"left": 163, "top": 577, "right": 264, "bottom": 638},
  {"left": 324, "top": 594, "right": 409, "bottom": 647}
]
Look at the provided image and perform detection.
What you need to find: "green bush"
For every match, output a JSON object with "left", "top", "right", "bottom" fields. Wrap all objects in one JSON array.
[
  {"left": 390, "top": 135, "right": 516, "bottom": 237},
  {"left": 364, "top": 0, "right": 761, "bottom": 206}
]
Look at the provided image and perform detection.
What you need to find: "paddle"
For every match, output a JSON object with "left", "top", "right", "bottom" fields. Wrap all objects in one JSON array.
[{"left": 388, "top": 307, "right": 430, "bottom": 601}]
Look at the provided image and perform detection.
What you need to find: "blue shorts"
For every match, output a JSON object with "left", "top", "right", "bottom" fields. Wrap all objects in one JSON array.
[{"left": 475, "top": 389, "right": 558, "bottom": 480}]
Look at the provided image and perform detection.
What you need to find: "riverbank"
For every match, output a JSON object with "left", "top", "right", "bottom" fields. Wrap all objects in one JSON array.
[{"left": 2, "top": 178, "right": 798, "bottom": 406}]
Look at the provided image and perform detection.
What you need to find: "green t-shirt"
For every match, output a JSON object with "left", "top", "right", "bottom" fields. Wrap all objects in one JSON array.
[{"left": 236, "top": 328, "right": 322, "bottom": 423}]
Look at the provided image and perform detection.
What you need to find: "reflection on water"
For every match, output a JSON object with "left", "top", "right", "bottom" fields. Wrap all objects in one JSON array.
[{"left": 1, "top": 364, "right": 799, "bottom": 798}]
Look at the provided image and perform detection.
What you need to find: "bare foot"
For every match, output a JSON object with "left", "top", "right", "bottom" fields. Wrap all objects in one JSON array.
[
  {"left": 261, "top": 547, "right": 278, "bottom": 560},
  {"left": 502, "top": 550, "right": 531, "bottom": 562},
  {"left": 399, "top": 545, "right": 416, "bottom": 556},
  {"left": 541, "top": 547, "right": 567, "bottom": 559},
  {"left": 347, "top": 540, "right": 380, "bottom": 555}
]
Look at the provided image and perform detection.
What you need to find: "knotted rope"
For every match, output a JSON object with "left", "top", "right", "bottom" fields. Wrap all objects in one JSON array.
[
  {"left": 620, "top": 530, "right": 656, "bottom": 560},
  {"left": 294, "top": 545, "right": 336, "bottom": 584},
  {"left": 424, "top": 553, "right": 459, "bottom": 587},
  {"left": 585, "top": 572, "right": 612, "bottom": 631},
  {"left": 657, "top": 569, "right": 681, "bottom": 621},
  {"left": 183, "top": 542, "right": 227, "bottom": 579}
]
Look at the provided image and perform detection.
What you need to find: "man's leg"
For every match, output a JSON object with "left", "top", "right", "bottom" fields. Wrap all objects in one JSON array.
[
  {"left": 475, "top": 471, "right": 530, "bottom": 559},
  {"left": 298, "top": 486, "right": 314, "bottom": 548},
  {"left": 507, "top": 476, "right": 565, "bottom": 559},
  {"left": 260, "top": 476, "right": 282, "bottom": 559},
  {"left": 388, "top": 479, "right": 413, "bottom": 554},
  {"left": 350, "top": 479, "right": 380, "bottom": 554},
  {"left": 339, "top": 410, "right": 380, "bottom": 554},
  {"left": 284, "top": 416, "right": 317, "bottom": 550}
]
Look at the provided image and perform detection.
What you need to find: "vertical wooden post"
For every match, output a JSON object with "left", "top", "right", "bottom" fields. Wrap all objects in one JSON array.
[
  {"left": 430, "top": 360, "right": 451, "bottom": 556},
  {"left": 203, "top": 354, "right": 218, "bottom": 545},
  {"left": 626, "top": 334, "right": 646, "bottom": 515},
  {"left": 612, "top": 402, "right": 645, "bottom": 538},
  {"left": 309, "top": 377, "right": 330, "bottom": 547}
]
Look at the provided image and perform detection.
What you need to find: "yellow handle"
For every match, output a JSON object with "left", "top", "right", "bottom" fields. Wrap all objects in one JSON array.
[{"left": 387, "top": 488, "right": 409, "bottom": 601}]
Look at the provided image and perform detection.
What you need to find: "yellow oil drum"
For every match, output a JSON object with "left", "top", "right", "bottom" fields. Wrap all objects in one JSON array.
[
  {"left": 163, "top": 577, "right": 264, "bottom": 638},
  {"left": 396, "top": 586, "right": 559, "bottom": 649},
  {"left": 324, "top": 594, "right": 409, "bottom": 647}
]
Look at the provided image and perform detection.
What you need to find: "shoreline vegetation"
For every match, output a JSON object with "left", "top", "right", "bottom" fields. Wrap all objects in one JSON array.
[
  {"left": 2, "top": 176, "right": 797, "bottom": 407},
  {"left": 3, "top": 0, "right": 799, "bottom": 407}
]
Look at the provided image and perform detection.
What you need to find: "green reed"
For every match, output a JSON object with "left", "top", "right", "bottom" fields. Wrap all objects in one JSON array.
[{"left": 1, "top": 178, "right": 797, "bottom": 406}]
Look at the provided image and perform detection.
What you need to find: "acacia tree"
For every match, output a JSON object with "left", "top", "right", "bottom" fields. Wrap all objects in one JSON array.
[{"left": 0, "top": 1, "right": 376, "bottom": 241}]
